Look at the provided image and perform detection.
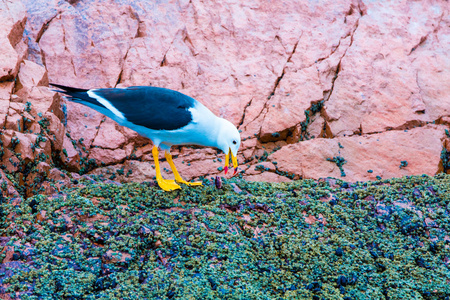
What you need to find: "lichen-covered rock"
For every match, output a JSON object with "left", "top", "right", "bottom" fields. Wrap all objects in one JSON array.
[
  {"left": 19, "top": 86, "right": 62, "bottom": 119},
  {"left": 1, "top": 175, "right": 449, "bottom": 298},
  {"left": 269, "top": 125, "right": 448, "bottom": 182},
  {"left": 60, "top": 133, "right": 80, "bottom": 171},
  {"left": 89, "top": 160, "right": 155, "bottom": 183},
  {"left": 0, "top": 169, "right": 19, "bottom": 198},
  {"left": 42, "top": 111, "right": 65, "bottom": 152}
]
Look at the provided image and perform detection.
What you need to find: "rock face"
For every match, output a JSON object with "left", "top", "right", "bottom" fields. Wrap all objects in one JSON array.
[
  {"left": 0, "top": 0, "right": 449, "bottom": 196},
  {"left": 268, "top": 125, "right": 447, "bottom": 182}
]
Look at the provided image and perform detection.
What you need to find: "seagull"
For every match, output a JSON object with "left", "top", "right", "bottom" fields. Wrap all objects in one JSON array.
[{"left": 50, "top": 83, "right": 241, "bottom": 191}]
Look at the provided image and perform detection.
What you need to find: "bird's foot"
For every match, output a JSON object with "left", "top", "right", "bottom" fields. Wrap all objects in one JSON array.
[
  {"left": 176, "top": 179, "right": 203, "bottom": 187},
  {"left": 157, "top": 178, "right": 181, "bottom": 191}
]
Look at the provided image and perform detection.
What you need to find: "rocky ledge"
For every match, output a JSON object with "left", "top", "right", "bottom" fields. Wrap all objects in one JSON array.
[{"left": 0, "top": 174, "right": 449, "bottom": 299}]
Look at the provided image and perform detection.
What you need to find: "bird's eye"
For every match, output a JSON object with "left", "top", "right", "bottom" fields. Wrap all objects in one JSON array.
[{"left": 232, "top": 140, "right": 237, "bottom": 145}]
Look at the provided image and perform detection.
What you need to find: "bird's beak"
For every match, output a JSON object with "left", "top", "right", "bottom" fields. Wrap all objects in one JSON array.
[{"left": 224, "top": 148, "right": 238, "bottom": 175}]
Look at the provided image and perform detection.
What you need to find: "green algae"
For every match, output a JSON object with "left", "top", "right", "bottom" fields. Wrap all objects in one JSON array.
[
  {"left": 0, "top": 175, "right": 450, "bottom": 299},
  {"left": 326, "top": 156, "right": 347, "bottom": 177}
]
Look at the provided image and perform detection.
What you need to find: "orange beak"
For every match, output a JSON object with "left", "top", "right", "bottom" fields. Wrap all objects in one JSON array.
[{"left": 224, "top": 148, "right": 238, "bottom": 175}]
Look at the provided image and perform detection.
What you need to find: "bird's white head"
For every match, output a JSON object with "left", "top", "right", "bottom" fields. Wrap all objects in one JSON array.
[{"left": 217, "top": 118, "right": 241, "bottom": 175}]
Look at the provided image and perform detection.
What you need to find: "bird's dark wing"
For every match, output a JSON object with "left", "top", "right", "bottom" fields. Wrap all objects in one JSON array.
[
  {"left": 51, "top": 84, "right": 196, "bottom": 130},
  {"left": 93, "top": 86, "right": 196, "bottom": 130}
]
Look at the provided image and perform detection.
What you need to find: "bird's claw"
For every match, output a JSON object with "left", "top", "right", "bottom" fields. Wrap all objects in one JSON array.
[
  {"left": 157, "top": 178, "right": 181, "bottom": 191},
  {"left": 177, "top": 180, "right": 203, "bottom": 186}
]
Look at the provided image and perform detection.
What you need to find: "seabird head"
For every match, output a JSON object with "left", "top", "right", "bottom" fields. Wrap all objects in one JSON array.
[{"left": 217, "top": 118, "right": 241, "bottom": 175}]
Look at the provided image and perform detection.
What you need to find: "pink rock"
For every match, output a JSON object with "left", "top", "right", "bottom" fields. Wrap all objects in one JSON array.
[
  {"left": 90, "top": 160, "right": 155, "bottom": 183},
  {"left": 42, "top": 111, "right": 65, "bottom": 152},
  {"left": 64, "top": 102, "right": 103, "bottom": 154},
  {"left": 61, "top": 133, "right": 80, "bottom": 171},
  {"left": 244, "top": 172, "right": 292, "bottom": 183},
  {"left": 0, "top": 0, "right": 27, "bottom": 81},
  {"left": 39, "top": 2, "right": 139, "bottom": 88},
  {"left": 17, "top": 86, "right": 62, "bottom": 120},
  {"left": 134, "top": 143, "right": 154, "bottom": 159},
  {"left": 1, "top": 0, "right": 27, "bottom": 46},
  {"left": 0, "top": 81, "right": 14, "bottom": 101},
  {"left": 0, "top": 98, "right": 11, "bottom": 128},
  {"left": 16, "top": 60, "right": 49, "bottom": 90},
  {"left": 25, "top": 162, "right": 52, "bottom": 196},
  {"left": 269, "top": 125, "right": 446, "bottom": 182},
  {"left": 92, "top": 119, "right": 127, "bottom": 149},
  {"left": 14, "top": 37, "right": 28, "bottom": 65},
  {"left": 0, "top": 129, "right": 14, "bottom": 148},
  {"left": 5, "top": 102, "right": 24, "bottom": 132},
  {"left": 123, "top": 142, "right": 135, "bottom": 157},
  {"left": 13, "top": 132, "right": 35, "bottom": 163},
  {"left": 244, "top": 161, "right": 276, "bottom": 177},
  {"left": 2, "top": 148, "right": 20, "bottom": 173},
  {"left": 88, "top": 147, "right": 127, "bottom": 166},
  {"left": 47, "top": 168, "right": 68, "bottom": 182},
  {"left": 0, "top": 36, "right": 21, "bottom": 81},
  {"left": 21, "top": 0, "right": 70, "bottom": 64},
  {"left": 325, "top": 1, "right": 449, "bottom": 136},
  {"left": 102, "top": 250, "right": 131, "bottom": 264}
]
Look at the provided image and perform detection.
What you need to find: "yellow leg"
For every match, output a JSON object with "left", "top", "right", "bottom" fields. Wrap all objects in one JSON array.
[
  {"left": 165, "top": 151, "right": 202, "bottom": 186},
  {"left": 152, "top": 146, "right": 181, "bottom": 191}
]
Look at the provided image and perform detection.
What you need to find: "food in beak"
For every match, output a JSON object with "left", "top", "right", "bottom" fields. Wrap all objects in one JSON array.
[{"left": 224, "top": 148, "right": 238, "bottom": 175}]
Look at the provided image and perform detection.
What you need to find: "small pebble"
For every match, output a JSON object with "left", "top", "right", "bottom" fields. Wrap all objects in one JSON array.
[{"left": 215, "top": 176, "right": 222, "bottom": 189}]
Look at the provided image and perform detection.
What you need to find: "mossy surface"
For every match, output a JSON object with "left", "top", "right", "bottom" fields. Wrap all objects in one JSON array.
[{"left": 1, "top": 174, "right": 450, "bottom": 299}]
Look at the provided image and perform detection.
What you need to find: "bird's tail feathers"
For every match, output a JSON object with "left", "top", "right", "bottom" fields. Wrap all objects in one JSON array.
[
  {"left": 49, "top": 83, "right": 89, "bottom": 94},
  {"left": 50, "top": 83, "right": 98, "bottom": 106}
]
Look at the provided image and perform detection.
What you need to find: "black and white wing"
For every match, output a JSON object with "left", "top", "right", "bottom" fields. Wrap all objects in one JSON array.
[{"left": 51, "top": 83, "right": 196, "bottom": 130}]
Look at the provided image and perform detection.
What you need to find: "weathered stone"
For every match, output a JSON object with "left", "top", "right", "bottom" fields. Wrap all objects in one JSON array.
[
  {"left": 0, "top": 0, "right": 27, "bottom": 81},
  {"left": 0, "top": 80, "right": 14, "bottom": 102},
  {"left": 64, "top": 102, "right": 103, "bottom": 153},
  {"left": 0, "top": 36, "right": 20, "bottom": 82},
  {"left": 88, "top": 147, "right": 127, "bottom": 166},
  {"left": 2, "top": 148, "right": 20, "bottom": 173},
  {"left": 134, "top": 144, "right": 154, "bottom": 159},
  {"left": 16, "top": 60, "right": 49, "bottom": 91},
  {"left": 102, "top": 250, "right": 131, "bottom": 264},
  {"left": 5, "top": 103, "right": 24, "bottom": 132},
  {"left": 0, "top": 99, "right": 11, "bottom": 129},
  {"left": 25, "top": 162, "right": 51, "bottom": 196},
  {"left": 61, "top": 133, "right": 80, "bottom": 171},
  {"left": 39, "top": 2, "right": 139, "bottom": 88},
  {"left": 1, "top": 0, "right": 27, "bottom": 47},
  {"left": 0, "top": 129, "right": 14, "bottom": 148},
  {"left": 47, "top": 168, "right": 68, "bottom": 182},
  {"left": 244, "top": 172, "right": 292, "bottom": 183},
  {"left": 269, "top": 125, "right": 447, "bottom": 182},
  {"left": 324, "top": 1, "right": 449, "bottom": 136},
  {"left": 0, "top": 169, "right": 20, "bottom": 198},
  {"left": 13, "top": 132, "right": 35, "bottom": 163},
  {"left": 92, "top": 119, "right": 127, "bottom": 149},
  {"left": 17, "top": 86, "right": 62, "bottom": 119},
  {"left": 42, "top": 111, "right": 65, "bottom": 151},
  {"left": 89, "top": 160, "right": 155, "bottom": 183}
]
